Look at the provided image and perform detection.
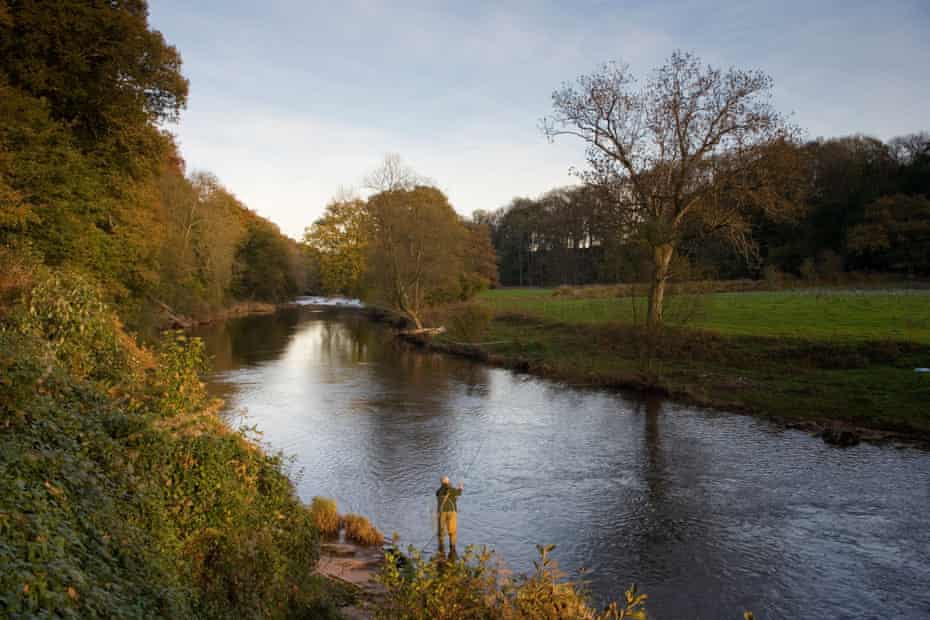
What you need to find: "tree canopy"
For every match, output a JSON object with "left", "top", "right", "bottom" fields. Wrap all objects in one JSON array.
[
  {"left": 302, "top": 198, "right": 369, "bottom": 296},
  {"left": 0, "top": 0, "right": 187, "bottom": 163},
  {"left": 0, "top": 0, "right": 310, "bottom": 329},
  {"left": 363, "top": 186, "right": 468, "bottom": 328},
  {"left": 302, "top": 157, "right": 499, "bottom": 328}
]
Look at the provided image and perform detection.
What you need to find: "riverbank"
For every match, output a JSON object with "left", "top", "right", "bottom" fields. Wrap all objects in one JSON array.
[
  {"left": 315, "top": 541, "right": 387, "bottom": 619},
  {"left": 371, "top": 303, "right": 930, "bottom": 445},
  {"left": 156, "top": 299, "right": 297, "bottom": 330},
  {"left": 0, "top": 272, "right": 350, "bottom": 617}
]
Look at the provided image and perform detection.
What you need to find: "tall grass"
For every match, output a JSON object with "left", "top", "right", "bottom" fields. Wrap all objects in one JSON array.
[
  {"left": 342, "top": 513, "right": 384, "bottom": 546},
  {"left": 310, "top": 497, "right": 341, "bottom": 537}
]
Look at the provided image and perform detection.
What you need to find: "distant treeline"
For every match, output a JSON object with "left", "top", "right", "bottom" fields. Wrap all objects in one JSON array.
[
  {"left": 479, "top": 134, "right": 930, "bottom": 287},
  {"left": 0, "top": 1, "right": 312, "bottom": 331}
]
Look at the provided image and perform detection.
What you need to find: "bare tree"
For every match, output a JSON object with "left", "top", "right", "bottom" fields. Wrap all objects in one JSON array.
[
  {"left": 363, "top": 153, "right": 432, "bottom": 193},
  {"left": 888, "top": 131, "right": 930, "bottom": 165},
  {"left": 544, "top": 51, "right": 805, "bottom": 325}
]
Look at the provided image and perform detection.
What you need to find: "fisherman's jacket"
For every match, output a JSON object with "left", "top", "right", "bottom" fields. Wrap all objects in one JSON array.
[{"left": 436, "top": 484, "right": 462, "bottom": 513}]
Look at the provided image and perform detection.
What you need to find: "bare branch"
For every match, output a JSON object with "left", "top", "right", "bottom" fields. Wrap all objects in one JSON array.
[{"left": 541, "top": 50, "right": 805, "bottom": 324}]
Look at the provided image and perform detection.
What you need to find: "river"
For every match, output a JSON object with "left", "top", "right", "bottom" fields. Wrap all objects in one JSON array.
[{"left": 192, "top": 303, "right": 930, "bottom": 619}]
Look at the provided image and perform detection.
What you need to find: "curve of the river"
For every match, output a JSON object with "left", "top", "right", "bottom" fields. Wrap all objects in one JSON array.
[{"left": 193, "top": 305, "right": 930, "bottom": 619}]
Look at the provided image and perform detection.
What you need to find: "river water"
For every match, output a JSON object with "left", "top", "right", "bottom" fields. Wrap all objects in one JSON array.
[{"left": 193, "top": 304, "right": 930, "bottom": 619}]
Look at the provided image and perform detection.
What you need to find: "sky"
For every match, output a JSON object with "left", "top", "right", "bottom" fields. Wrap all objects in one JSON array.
[{"left": 147, "top": 0, "right": 930, "bottom": 239}]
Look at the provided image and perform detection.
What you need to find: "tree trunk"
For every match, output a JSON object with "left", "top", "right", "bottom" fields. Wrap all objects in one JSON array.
[
  {"left": 646, "top": 243, "right": 674, "bottom": 327},
  {"left": 398, "top": 298, "right": 422, "bottom": 329}
]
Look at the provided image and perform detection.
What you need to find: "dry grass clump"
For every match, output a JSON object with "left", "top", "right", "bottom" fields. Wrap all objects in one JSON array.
[
  {"left": 309, "top": 497, "right": 340, "bottom": 537},
  {"left": 342, "top": 513, "right": 384, "bottom": 546},
  {"left": 308, "top": 498, "right": 383, "bottom": 545}
]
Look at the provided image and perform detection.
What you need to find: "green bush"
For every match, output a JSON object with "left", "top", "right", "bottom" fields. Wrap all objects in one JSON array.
[
  {"left": 17, "top": 269, "right": 130, "bottom": 386},
  {"left": 149, "top": 330, "right": 210, "bottom": 416},
  {"left": 377, "top": 544, "right": 648, "bottom": 620},
  {"left": 1, "top": 272, "right": 329, "bottom": 618},
  {"left": 445, "top": 303, "right": 494, "bottom": 343}
]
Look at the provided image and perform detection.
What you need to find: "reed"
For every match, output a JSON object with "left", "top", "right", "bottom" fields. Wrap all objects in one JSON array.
[
  {"left": 310, "top": 497, "right": 341, "bottom": 537},
  {"left": 342, "top": 513, "right": 384, "bottom": 546}
]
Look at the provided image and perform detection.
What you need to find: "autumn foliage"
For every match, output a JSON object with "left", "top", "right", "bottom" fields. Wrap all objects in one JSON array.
[{"left": 303, "top": 173, "right": 499, "bottom": 328}]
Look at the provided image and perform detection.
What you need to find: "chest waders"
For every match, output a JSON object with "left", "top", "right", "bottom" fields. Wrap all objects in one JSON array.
[{"left": 437, "top": 491, "right": 458, "bottom": 553}]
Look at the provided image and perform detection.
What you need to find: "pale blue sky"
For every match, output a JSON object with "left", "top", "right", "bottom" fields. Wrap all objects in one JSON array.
[{"left": 148, "top": 1, "right": 930, "bottom": 238}]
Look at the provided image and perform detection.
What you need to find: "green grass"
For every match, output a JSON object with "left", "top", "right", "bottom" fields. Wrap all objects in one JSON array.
[
  {"left": 433, "top": 286, "right": 930, "bottom": 434},
  {"left": 478, "top": 288, "right": 930, "bottom": 344},
  {"left": 453, "top": 317, "right": 930, "bottom": 433}
]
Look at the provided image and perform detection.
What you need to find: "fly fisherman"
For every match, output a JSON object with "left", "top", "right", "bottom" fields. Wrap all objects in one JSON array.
[{"left": 436, "top": 475, "right": 463, "bottom": 555}]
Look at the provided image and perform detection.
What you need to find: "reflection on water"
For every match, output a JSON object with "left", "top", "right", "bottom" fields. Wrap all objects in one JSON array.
[{"left": 193, "top": 308, "right": 930, "bottom": 619}]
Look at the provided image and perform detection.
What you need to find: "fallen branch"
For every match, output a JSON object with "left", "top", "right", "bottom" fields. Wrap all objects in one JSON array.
[
  {"left": 152, "top": 298, "right": 193, "bottom": 329},
  {"left": 399, "top": 326, "right": 446, "bottom": 336}
]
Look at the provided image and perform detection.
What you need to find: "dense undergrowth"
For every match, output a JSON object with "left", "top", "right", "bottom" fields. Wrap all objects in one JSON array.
[
  {"left": 0, "top": 262, "right": 337, "bottom": 618},
  {"left": 377, "top": 544, "right": 649, "bottom": 620}
]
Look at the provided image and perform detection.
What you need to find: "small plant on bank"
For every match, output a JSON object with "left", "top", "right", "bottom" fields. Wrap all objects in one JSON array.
[
  {"left": 800, "top": 257, "right": 818, "bottom": 281},
  {"left": 423, "top": 302, "right": 494, "bottom": 343},
  {"left": 342, "top": 513, "right": 384, "bottom": 546},
  {"left": 763, "top": 263, "right": 786, "bottom": 286},
  {"left": 446, "top": 303, "right": 494, "bottom": 343},
  {"left": 17, "top": 268, "right": 130, "bottom": 386},
  {"left": 0, "top": 242, "right": 39, "bottom": 314},
  {"left": 310, "top": 496, "right": 341, "bottom": 537}
]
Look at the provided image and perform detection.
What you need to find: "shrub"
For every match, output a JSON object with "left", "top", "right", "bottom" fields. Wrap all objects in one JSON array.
[
  {"left": 445, "top": 303, "right": 494, "bottom": 343},
  {"left": 16, "top": 269, "right": 130, "bottom": 385},
  {"left": 343, "top": 513, "right": 384, "bottom": 546},
  {"left": 2, "top": 275, "right": 328, "bottom": 618},
  {"left": 863, "top": 340, "right": 903, "bottom": 365},
  {"left": 799, "top": 257, "right": 817, "bottom": 281},
  {"left": 149, "top": 330, "right": 210, "bottom": 417},
  {"left": 377, "top": 544, "right": 648, "bottom": 620},
  {"left": 816, "top": 249, "right": 844, "bottom": 281},
  {"left": 310, "top": 497, "right": 341, "bottom": 537},
  {"left": 764, "top": 263, "right": 786, "bottom": 285},
  {"left": 0, "top": 242, "right": 39, "bottom": 315},
  {"left": 377, "top": 545, "right": 498, "bottom": 619}
]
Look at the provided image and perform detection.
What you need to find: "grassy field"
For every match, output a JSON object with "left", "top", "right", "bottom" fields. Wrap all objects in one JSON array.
[
  {"left": 477, "top": 288, "right": 930, "bottom": 344},
  {"left": 423, "top": 286, "right": 930, "bottom": 436}
]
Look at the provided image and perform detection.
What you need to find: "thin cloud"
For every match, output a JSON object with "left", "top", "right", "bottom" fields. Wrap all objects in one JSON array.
[{"left": 149, "top": 0, "right": 930, "bottom": 238}]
